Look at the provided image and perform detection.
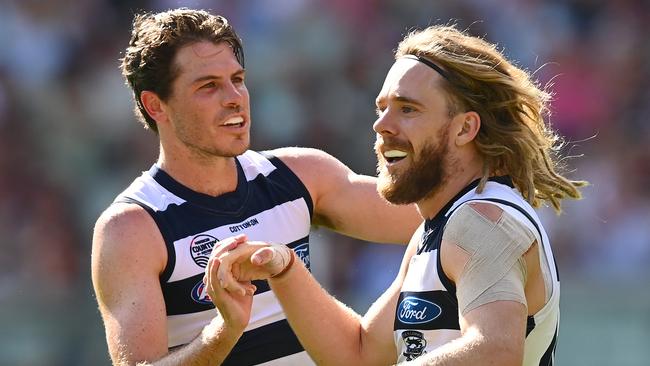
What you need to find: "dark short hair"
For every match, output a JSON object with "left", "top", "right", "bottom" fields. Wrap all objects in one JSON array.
[{"left": 121, "top": 8, "right": 244, "bottom": 133}]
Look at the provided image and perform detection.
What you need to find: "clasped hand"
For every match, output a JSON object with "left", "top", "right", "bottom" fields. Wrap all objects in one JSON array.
[{"left": 203, "top": 234, "right": 294, "bottom": 297}]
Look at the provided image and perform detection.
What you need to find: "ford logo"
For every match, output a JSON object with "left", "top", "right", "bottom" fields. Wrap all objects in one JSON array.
[{"left": 398, "top": 296, "right": 441, "bottom": 324}]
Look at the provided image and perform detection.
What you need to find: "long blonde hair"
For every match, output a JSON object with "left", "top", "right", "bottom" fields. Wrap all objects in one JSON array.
[{"left": 396, "top": 25, "right": 586, "bottom": 213}]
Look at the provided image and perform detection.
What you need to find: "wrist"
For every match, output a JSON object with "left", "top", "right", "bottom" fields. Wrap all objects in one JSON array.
[
  {"left": 270, "top": 249, "right": 296, "bottom": 280},
  {"left": 202, "top": 316, "right": 244, "bottom": 346}
]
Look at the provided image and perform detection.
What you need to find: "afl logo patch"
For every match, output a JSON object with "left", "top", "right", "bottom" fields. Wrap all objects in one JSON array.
[
  {"left": 190, "top": 234, "right": 218, "bottom": 268},
  {"left": 398, "top": 296, "right": 441, "bottom": 324},
  {"left": 191, "top": 281, "right": 213, "bottom": 305}
]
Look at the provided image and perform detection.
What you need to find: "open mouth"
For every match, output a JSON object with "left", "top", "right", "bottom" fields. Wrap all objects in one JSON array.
[
  {"left": 222, "top": 116, "right": 245, "bottom": 128},
  {"left": 383, "top": 150, "right": 408, "bottom": 164}
]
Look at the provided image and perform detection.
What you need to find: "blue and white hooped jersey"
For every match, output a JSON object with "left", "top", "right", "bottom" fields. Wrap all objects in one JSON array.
[
  {"left": 114, "top": 150, "right": 315, "bottom": 365},
  {"left": 394, "top": 177, "right": 560, "bottom": 366}
]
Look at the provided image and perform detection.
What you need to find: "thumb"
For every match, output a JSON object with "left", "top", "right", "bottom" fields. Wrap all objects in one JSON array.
[{"left": 251, "top": 247, "right": 274, "bottom": 266}]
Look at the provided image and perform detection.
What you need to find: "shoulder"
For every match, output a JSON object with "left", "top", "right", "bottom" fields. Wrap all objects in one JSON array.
[
  {"left": 266, "top": 147, "right": 353, "bottom": 190},
  {"left": 92, "top": 202, "right": 166, "bottom": 275},
  {"left": 441, "top": 201, "right": 536, "bottom": 279},
  {"left": 94, "top": 202, "right": 157, "bottom": 240},
  {"left": 445, "top": 201, "right": 535, "bottom": 244},
  {"left": 266, "top": 147, "right": 346, "bottom": 172}
]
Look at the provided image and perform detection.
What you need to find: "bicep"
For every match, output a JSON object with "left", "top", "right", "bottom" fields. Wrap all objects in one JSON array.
[
  {"left": 92, "top": 205, "right": 168, "bottom": 365},
  {"left": 459, "top": 300, "right": 527, "bottom": 362},
  {"left": 319, "top": 173, "right": 421, "bottom": 243},
  {"left": 274, "top": 147, "right": 421, "bottom": 243}
]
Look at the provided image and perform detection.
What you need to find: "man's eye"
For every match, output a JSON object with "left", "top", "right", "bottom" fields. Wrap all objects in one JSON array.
[
  {"left": 401, "top": 106, "right": 416, "bottom": 113},
  {"left": 375, "top": 107, "right": 385, "bottom": 116},
  {"left": 201, "top": 82, "right": 216, "bottom": 89},
  {"left": 232, "top": 77, "right": 244, "bottom": 84}
]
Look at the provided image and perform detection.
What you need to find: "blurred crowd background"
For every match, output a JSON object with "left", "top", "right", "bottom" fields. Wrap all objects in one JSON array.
[{"left": 0, "top": 0, "right": 648, "bottom": 365}]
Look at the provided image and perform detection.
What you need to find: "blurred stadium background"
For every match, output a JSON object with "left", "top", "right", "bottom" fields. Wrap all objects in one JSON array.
[{"left": 0, "top": 0, "right": 648, "bottom": 365}]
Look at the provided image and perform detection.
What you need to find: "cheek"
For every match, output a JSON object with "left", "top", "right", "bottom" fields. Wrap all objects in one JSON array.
[{"left": 241, "top": 89, "right": 251, "bottom": 109}]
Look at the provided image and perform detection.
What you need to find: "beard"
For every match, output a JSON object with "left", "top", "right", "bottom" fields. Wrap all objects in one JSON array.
[{"left": 376, "top": 129, "right": 450, "bottom": 205}]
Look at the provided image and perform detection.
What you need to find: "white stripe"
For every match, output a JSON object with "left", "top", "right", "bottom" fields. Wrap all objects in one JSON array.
[
  {"left": 166, "top": 291, "right": 292, "bottom": 347},
  {"left": 401, "top": 250, "right": 447, "bottom": 292},
  {"left": 395, "top": 328, "right": 459, "bottom": 363},
  {"left": 169, "top": 198, "right": 310, "bottom": 282},
  {"left": 167, "top": 308, "right": 217, "bottom": 347},
  {"left": 238, "top": 150, "right": 278, "bottom": 181},
  {"left": 247, "top": 291, "right": 286, "bottom": 330},
  {"left": 120, "top": 173, "right": 186, "bottom": 211}
]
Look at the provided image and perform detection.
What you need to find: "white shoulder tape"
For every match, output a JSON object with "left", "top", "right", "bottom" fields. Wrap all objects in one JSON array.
[{"left": 443, "top": 203, "right": 536, "bottom": 315}]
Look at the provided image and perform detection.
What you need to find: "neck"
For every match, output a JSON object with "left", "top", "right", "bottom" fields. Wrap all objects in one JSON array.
[
  {"left": 157, "top": 143, "right": 239, "bottom": 197},
  {"left": 415, "top": 157, "right": 483, "bottom": 220}
]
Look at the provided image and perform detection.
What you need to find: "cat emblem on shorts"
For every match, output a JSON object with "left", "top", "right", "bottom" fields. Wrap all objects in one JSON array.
[{"left": 402, "top": 330, "right": 427, "bottom": 361}]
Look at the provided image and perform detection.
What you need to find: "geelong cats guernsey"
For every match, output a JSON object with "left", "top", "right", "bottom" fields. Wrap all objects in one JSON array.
[
  {"left": 114, "top": 150, "right": 315, "bottom": 365},
  {"left": 394, "top": 177, "right": 560, "bottom": 365}
]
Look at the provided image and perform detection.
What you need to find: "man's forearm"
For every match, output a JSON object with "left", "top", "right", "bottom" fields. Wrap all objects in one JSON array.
[
  {"left": 136, "top": 317, "right": 242, "bottom": 366},
  {"left": 406, "top": 327, "right": 521, "bottom": 366},
  {"left": 269, "top": 259, "right": 368, "bottom": 365}
]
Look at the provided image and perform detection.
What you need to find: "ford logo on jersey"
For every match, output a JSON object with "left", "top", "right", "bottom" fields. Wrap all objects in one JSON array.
[{"left": 398, "top": 296, "right": 441, "bottom": 324}]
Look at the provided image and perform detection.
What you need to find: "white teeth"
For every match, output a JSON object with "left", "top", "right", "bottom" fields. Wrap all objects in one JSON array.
[
  {"left": 384, "top": 150, "right": 408, "bottom": 158},
  {"left": 223, "top": 116, "right": 244, "bottom": 126}
]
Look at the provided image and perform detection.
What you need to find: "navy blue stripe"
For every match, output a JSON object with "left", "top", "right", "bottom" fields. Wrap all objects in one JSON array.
[
  {"left": 526, "top": 315, "right": 536, "bottom": 336},
  {"left": 251, "top": 238, "right": 311, "bottom": 295},
  {"left": 150, "top": 177, "right": 309, "bottom": 241},
  {"left": 427, "top": 176, "right": 514, "bottom": 226},
  {"left": 162, "top": 274, "right": 214, "bottom": 315},
  {"left": 222, "top": 319, "right": 304, "bottom": 366},
  {"left": 394, "top": 291, "right": 460, "bottom": 331},
  {"left": 437, "top": 244, "right": 456, "bottom": 296},
  {"left": 419, "top": 216, "right": 455, "bottom": 294},
  {"left": 162, "top": 237, "right": 310, "bottom": 315},
  {"left": 153, "top": 177, "right": 310, "bottom": 285},
  {"left": 148, "top": 159, "right": 249, "bottom": 214}
]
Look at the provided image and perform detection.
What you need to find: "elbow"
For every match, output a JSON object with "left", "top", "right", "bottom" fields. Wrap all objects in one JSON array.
[
  {"left": 464, "top": 328, "right": 524, "bottom": 366},
  {"left": 482, "top": 336, "right": 524, "bottom": 366}
]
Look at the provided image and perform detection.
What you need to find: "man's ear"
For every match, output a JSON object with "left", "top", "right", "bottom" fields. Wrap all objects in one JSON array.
[
  {"left": 140, "top": 91, "right": 168, "bottom": 125},
  {"left": 455, "top": 111, "right": 480, "bottom": 146}
]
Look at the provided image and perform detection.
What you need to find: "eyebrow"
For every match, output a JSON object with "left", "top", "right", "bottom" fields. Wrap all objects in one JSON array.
[
  {"left": 191, "top": 69, "right": 245, "bottom": 85},
  {"left": 376, "top": 94, "right": 426, "bottom": 108}
]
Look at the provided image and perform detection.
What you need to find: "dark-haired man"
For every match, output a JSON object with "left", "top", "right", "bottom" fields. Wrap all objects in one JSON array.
[{"left": 91, "top": 8, "right": 420, "bottom": 366}]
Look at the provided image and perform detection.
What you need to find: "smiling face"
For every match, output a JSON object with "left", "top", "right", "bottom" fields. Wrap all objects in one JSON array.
[
  {"left": 373, "top": 58, "right": 458, "bottom": 204},
  {"left": 160, "top": 41, "right": 251, "bottom": 159}
]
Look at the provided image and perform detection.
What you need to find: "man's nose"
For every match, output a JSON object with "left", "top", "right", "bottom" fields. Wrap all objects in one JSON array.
[
  {"left": 373, "top": 110, "right": 397, "bottom": 136},
  {"left": 222, "top": 82, "right": 244, "bottom": 107}
]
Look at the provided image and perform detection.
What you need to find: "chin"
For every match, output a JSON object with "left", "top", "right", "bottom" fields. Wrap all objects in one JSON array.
[
  {"left": 227, "top": 138, "right": 251, "bottom": 156},
  {"left": 377, "top": 172, "right": 399, "bottom": 203}
]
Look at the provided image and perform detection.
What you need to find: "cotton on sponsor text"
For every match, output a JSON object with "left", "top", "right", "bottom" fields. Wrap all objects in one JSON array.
[{"left": 229, "top": 218, "right": 259, "bottom": 233}]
